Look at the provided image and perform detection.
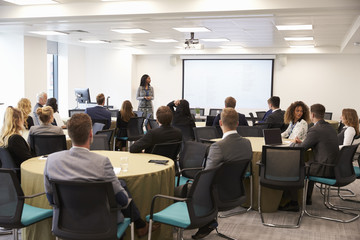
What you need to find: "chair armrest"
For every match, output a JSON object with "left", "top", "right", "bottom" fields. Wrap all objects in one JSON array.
[
  {"left": 179, "top": 167, "right": 203, "bottom": 174},
  {"left": 21, "top": 192, "right": 46, "bottom": 199},
  {"left": 200, "top": 138, "right": 215, "bottom": 144},
  {"left": 149, "top": 194, "right": 187, "bottom": 219}
]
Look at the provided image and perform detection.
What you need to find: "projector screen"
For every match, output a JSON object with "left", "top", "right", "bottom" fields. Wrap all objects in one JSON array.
[{"left": 182, "top": 59, "right": 274, "bottom": 115}]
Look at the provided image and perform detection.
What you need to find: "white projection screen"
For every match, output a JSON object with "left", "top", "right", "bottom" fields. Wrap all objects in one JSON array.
[{"left": 182, "top": 59, "right": 274, "bottom": 115}]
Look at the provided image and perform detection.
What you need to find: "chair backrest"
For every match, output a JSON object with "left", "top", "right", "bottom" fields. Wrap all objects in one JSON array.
[
  {"left": 30, "top": 135, "right": 67, "bottom": 156},
  {"left": 90, "top": 134, "right": 109, "bottom": 150},
  {"left": 133, "top": 111, "right": 144, "bottom": 117},
  {"left": 0, "top": 147, "right": 17, "bottom": 169},
  {"left": 249, "top": 112, "right": 256, "bottom": 125},
  {"left": 173, "top": 125, "right": 195, "bottom": 142},
  {"left": 186, "top": 166, "right": 220, "bottom": 229},
  {"left": 179, "top": 141, "right": 208, "bottom": 179},
  {"left": 93, "top": 122, "right": 105, "bottom": 134},
  {"left": 237, "top": 126, "right": 263, "bottom": 137},
  {"left": 256, "top": 111, "right": 266, "bottom": 121},
  {"left": 92, "top": 119, "right": 109, "bottom": 129},
  {"left": 148, "top": 119, "right": 159, "bottom": 131},
  {"left": 334, "top": 144, "right": 358, "bottom": 186},
  {"left": 127, "top": 117, "right": 144, "bottom": 141},
  {"left": 96, "top": 129, "right": 114, "bottom": 146},
  {"left": 0, "top": 169, "right": 24, "bottom": 229},
  {"left": 324, "top": 112, "right": 333, "bottom": 120},
  {"left": 260, "top": 146, "right": 305, "bottom": 190},
  {"left": 68, "top": 109, "right": 85, "bottom": 117},
  {"left": 151, "top": 141, "right": 182, "bottom": 161},
  {"left": 193, "top": 126, "right": 218, "bottom": 142},
  {"left": 212, "top": 159, "right": 251, "bottom": 212},
  {"left": 209, "top": 108, "right": 222, "bottom": 116},
  {"left": 205, "top": 115, "right": 216, "bottom": 126},
  {"left": 190, "top": 108, "right": 205, "bottom": 116},
  {"left": 50, "top": 180, "right": 118, "bottom": 240}
]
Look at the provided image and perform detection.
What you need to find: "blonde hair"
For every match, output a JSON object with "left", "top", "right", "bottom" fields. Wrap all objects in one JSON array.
[
  {"left": 342, "top": 108, "right": 359, "bottom": 135},
  {"left": 220, "top": 108, "right": 239, "bottom": 130},
  {"left": 17, "top": 98, "right": 32, "bottom": 128},
  {"left": 0, "top": 107, "right": 24, "bottom": 147},
  {"left": 37, "top": 106, "right": 54, "bottom": 124}
]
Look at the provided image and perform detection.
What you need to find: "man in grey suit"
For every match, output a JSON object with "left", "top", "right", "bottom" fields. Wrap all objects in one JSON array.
[
  {"left": 44, "top": 113, "right": 158, "bottom": 237},
  {"left": 192, "top": 108, "right": 253, "bottom": 239},
  {"left": 291, "top": 103, "right": 339, "bottom": 204}
]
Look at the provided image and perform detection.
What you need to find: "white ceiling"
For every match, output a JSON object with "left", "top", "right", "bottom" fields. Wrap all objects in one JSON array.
[{"left": 0, "top": 0, "right": 359, "bottom": 54}]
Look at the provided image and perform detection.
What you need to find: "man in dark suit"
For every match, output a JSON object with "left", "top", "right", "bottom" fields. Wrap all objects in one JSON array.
[
  {"left": 33, "top": 91, "right": 47, "bottom": 125},
  {"left": 212, "top": 96, "right": 248, "bottom": 127},
  {"left": 291, "top": 103, "right": 339, "bottom": 204},
  {"left": 130, "top": 106, "right": 182, "bottom": 153},
  {"left": 265, "top": 96, "right": 285, "bottom": 131},
  {"left": 192, "top": 108, "right": 253, "bottom": 239},
  {"left": 85, "top": 93, "right": 111, "bottom": 129}
]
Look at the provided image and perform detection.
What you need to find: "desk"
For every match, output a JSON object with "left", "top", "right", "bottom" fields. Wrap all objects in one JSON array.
[{"left": 21, "top": 151, "right": 175, "bottom": 240}]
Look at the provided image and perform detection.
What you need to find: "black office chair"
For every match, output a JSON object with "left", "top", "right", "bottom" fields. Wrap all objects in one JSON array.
[
  {"left": 127, "top": 117, "right": 144, "bottom": 142},
  {"left": 50, "top": 179, "right": 134, "bottom": 240},
  {"left": 96, "top": 129, "right": 114, "bottom": 150},
  {"left": 213, "top": 159, "right": 251, "bottom": 239},
  {"left": 90, "top": 134, "right": 109, "bottom": 150},
  {"left": 146, "top": 166, "right": 220, "bottom": 240},
  {"left": 133, "top": 111, "right": 144, "bottom": 117},
  {"left": 93, "top": 122, "right": 105, "bottom": 134},
  {"left": 0, "top": 147, "right": 20, "bottom": 180},
  {"left": 146, "top": 119, "right": 159, "bottom": 132},
  {"left": 193, "top": 126, "right": 219, "bottom": 143},
  {"left": 173, "top": 124, "right": 195, "bottom": 142},
  {"left": 92, "top": 118, "right": 110, "bottom": 130},
  {"left": 237, "top": 126, "right": 263, "bottom": 137},
  {"left": 151, "top": 141, "right": 182, "bottom": 172},
  {"left": 255, "top": 111, "right": 266, "bottom": 121},
  {"left": 258, "top": 146, "right": 307, "bottom": 228},
  {"left": 0, "top": 169, "right": 53, "bottom": 240},
  {"left": 249, "top": 112, "right": 257, "bottom": 125},
  {"left": 209, "top": 108, "right": 222, "bottom": 116},
  {"left": 30, "top": 135, "right": 67, "bottom": 156},
  {"left": 205, "top": 115, "right": 216, "bottom": 126},
  {"left": 68, "top": 109, "right": 85, "bottom": 117}
]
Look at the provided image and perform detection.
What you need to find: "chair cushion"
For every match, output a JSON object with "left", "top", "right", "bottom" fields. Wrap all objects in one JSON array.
[
  {"left": 354, "top": 166, "right": 360, "bottom": 178},
  {"left": 175, "top": 176, "right": 191, "bottom": 187},
  {"left": 146, "top": 202, "right": 190, "bottom": 229},
  {"left": 117, "top": 218, "right": 131, "bottom": 239},
  {"left": 308, "top": 176, "right": 336, "bottom": 186},
  {"left": 21, "top": 204, "right": 53, "bottom": 226}
]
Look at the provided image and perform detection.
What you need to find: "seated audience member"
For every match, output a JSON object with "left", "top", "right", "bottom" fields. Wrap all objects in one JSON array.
[
  {"left": 130, "top": 106, "right": 182, "bottom": 153},
  {"left": 17, "top": 98, "right": 34, "bottom": 130},
  {"left": 291, "top": 104, "right": 339, "bottom": 205},
  {"left": 46, "top": 98, "right": 66, "bottom": 128},
  {"left": 27, "top": 106, "right": 64, "bottom": 146},
  {"left": 0, "top": 107, "right": 32, "bottom": 168},
  {"left": 192, "top": 108, "right": 252, "bottom": 239},
  {"left": 43, "top": 113, "right": 159, "bottom": 237},
  {"left": 85, "top": 93, "right": 111, "bottom": 129},
  {"left": 212, "top": 96, "right": 248, "bottom": 127},
  {"left": 258, "top": 98, "right": 273, "bottom": 123},
  {"left": 338, "top": 108, "right": 359, "bottom": 147},
  {"left": 33, "top": 91, "right": 47, "bottom": 126},
  {"left": 167, "top": 99, "right": 196, "bottom": 128},
  {"left": 265, "top": 96, "right": 285, "bottom": 130},
  {"left": 281, "top": 101, "right": 310, "bottom": 141},
  {"left": 116, "top": 100, "right": 136, "bottom": 151}
]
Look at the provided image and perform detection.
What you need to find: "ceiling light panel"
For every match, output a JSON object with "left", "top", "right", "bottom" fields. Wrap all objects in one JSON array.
[
  {"left": 3, "top": 0, "right": 58, "bottom": 5},
  {"left": 111, "top": 28, "right": 149, "bottom": 34},
  {"left": 29, "top": 30, "right": 68, "bottom": 36},
  {"left": 201, "top": 38, "right": 230, "bottom": 42},
  {"left": 276, "top": 25, "right": 313, "bottom": 30},
  {"left": 290, "top": 45, "right": 315, "bottom": 48},
  {"left": 284, "top": 37, "right": 314, "bottom": 41},
  {"left": 79, "top": 39, "right": 109, "bottom": 44},
  {"left": 173, "top": 27, "right": 211, "bottom": 33},
  {"left": 149, "top": 39, "right": 178, "bottom": 43}
]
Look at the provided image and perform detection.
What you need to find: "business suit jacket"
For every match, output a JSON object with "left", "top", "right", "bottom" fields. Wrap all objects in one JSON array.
[
  {"left": 292, "top": 119, "right": 339, "bottom": 178},
  {"left": 130, "top": 125, "right": 182, "bottom": 153},
  {"left": 205, "top": 132, "right": 253, "bottom": 170},
  {"left": 44, "top": 147, "right": 129, "bottom": 222},
  {"left": 265, "top": 109, "right": 286, "bottom": 131},
  {"left": 27, "top": 123, "right": 64, "bottom": 145},
  {"left": 32, "top": 103, "right": 43, "bottom": 126},
  {"left": 85, "top": 106, "right": 111, "bottom": 129},
  {"left": 259, "top": 109, "right": 272, "bottom": 123},
  {"left": 212, "top": 112, "right": 248, "bottom": 127}
]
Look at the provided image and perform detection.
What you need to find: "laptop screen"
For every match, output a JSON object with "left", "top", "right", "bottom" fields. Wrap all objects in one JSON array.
[{"left": 263, "top": 128, "right": 282, "bottom": 145}]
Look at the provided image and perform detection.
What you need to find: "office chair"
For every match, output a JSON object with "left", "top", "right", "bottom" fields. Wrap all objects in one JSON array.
[
  {"left": 0, "top": 147, "right": 20, "bottom": 180},
  {"left": 93, "top": 122, "right": 105, "bottom": 134},
  {"left": 90, "top": 134, "right": 109, "bottom": 150},
  {"left": 173, "top": 124, "right": 195, "bottom": 142},
  {"left": 30, "top": 135, "right": 67, "bottom": 156},
  {"left": 151, "top": 141, "right": 182, "bottom": 174},
  {"left": 96, "top": 129, "right": 114, "bottom": 150},
  {"left": 237, "top": 126, "right": 263, "bottom": 137},
  {"left": 209, "top": 108, "right": 222, "bottom": 116},
  {"left": 193, "top": 126, "right": 219, "bottom": 143}
]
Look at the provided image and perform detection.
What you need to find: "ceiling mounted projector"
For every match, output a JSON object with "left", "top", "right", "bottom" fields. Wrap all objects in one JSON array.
[{"left": 184, "top": 32, "right": 203, "bottom": 49}]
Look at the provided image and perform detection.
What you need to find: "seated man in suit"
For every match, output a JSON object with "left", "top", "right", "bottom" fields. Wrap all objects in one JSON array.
[
  {"left": 33, "top": 91, "right": 47, "bottom": 126},
  {"left": 264, "top": 96, "right": 286, "bottom": 131},
  {"left": 85, "top": 93, "right": 111, "bottom": 129},
  {"left": 291, "top": 103, "right": 339, "bottom": 205},
  {"left": 130, "top": 106, "right": 182, "bottom": 153},
  {"left": 44, "top": 113, "right": 159, "bottom": 237},
  {"left": 192, "top": 108, "right": 253, "bottom": 239},
  {"left": 212, "top": 96, "right": 248, "bottom": 127}
]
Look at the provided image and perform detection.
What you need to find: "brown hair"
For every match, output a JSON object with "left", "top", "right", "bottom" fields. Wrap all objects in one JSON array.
[
  {"left": 268, "top": 96, "right": 280, "bottom": 108},
  {"left": 120, "top": 100, "right": 135, "bottom": 122},
  {"left": 67, "top": 113, "right": 92, "bottom": 145},
  {"left": 342, "top": 108, "right": 359, "bottom": 135},
  {"left": 17, "top": 98, "right": 32, "bottom": 128},
  {"left": 0, "top": 107, "right": 24, "bottom": 147},
  {"left": 36, "top": 106, "right": 54, "bottom": 124},
  {"left": 284, "top": 101, "right": 310, "bottom": 124},
  {"left": 310, "top": 104, "right": 325, "bottom": 119},
  {"left": 225, "top": 96, "right": 236, "bottom": 108},
  {"left": 96, "top": 93, "right": 105, "bottom": 105},
  {"left": 156, "top": 106, "right": 173, "bottom": 126},
  {"left": 220, "top": 108, "right": 239, "bottom": 130}
]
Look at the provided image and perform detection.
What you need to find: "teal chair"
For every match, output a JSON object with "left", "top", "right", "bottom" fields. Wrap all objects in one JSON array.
[
  {"left": 146, "top": 166, "right": 220, "bottom": 240},
  {"left": 0, "top": 169, "right": 53, "bottom": 240}
]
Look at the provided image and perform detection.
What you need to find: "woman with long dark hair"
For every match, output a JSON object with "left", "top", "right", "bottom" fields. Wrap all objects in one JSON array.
[
  {"left": 136, "top": 74, "right": 154, "bottom": 117},
  {"left": 46, "top": 97, "right": 65, "bottom": 128}
]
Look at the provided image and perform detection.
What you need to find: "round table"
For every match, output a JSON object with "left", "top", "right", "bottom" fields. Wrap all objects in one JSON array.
[{"left": 21, "top": 151, "right": 175, "bottom": 240}]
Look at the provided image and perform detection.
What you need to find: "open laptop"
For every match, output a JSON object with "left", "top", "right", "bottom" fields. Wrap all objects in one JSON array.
[{"left": 263, "top": 128, "right": 283, "bottom": 145}]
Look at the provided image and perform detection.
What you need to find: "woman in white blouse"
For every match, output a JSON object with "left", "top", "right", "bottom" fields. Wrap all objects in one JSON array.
[
  {"left": 338, "top": 108, "right": 359, "bottom": 147},
  {"left": 281, "top": 101, "right": 310, "bottom": 141}
]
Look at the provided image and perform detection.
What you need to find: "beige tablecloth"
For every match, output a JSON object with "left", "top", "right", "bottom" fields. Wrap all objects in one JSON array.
[{"left": 21, "top": 151, "right": 175, "bottom": 240}]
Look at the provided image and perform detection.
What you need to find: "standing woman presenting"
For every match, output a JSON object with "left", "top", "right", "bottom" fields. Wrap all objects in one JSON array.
[{"left": 136, "top": 74, "right": 154, "bottom": 117}]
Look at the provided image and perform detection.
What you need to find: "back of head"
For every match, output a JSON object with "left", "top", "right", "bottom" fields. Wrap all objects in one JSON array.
[
  {"left": 96, "top": 93, "right": 105, "bottom": 105},
  {"left": 17, "top": 98, "right": 32, "bottom": 116},
  {"left": 268, "top": 96, "right": 280, "bottom": 108},
  {"left": 176, "top": 99, "right": 191, "bottom": 116},
  {"left": 156, "top": 106, "right": 173, "bottom": 126},
  {"left": 310, "top": 104, "right": 325, "bottom": 119},
  {"left": 220, "top": 108, "right": 239, "bottom": 130},
  {"left": 120, "top": 100, "right": 134, "bottom": 122},
  {"left": 46, "top": 98, "right": 58, "bottom": 113},
  {"left": 140, "top": 74, "right": 150, "bottom": 86},
  {"left": 225, "top": 96, "right": 236, "bottom": 108},
  {"left": 67, "top": 113, "right": 92, "bottom": 145},
  {"left": 342, "top": 108, "right": 359, "bottom": 134},
  {"left": 0, "top": 107, "right": 23, "bottom": 147},
  {"left": 37, "top": 106, "right": 54, "bottom": 124}
]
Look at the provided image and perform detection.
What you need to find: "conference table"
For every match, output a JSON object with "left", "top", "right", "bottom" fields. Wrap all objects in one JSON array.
[{"left": 21, "top": 151, "right": 175, "bottom": 240}]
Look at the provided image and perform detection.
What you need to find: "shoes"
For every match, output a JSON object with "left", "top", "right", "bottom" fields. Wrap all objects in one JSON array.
[
  {"left": 136, "top": 222, "right": 161, "bottom": 238},
  {"left": 191, "top": 221, "right": 218, "bottom": 239},
  {"left": 278, "top": 201, "right": 299, "bottom": 212}
]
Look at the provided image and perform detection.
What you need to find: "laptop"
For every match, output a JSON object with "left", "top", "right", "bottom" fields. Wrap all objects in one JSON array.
[{"left": 263, "top": 128, "right": 283, "bottom": 145}]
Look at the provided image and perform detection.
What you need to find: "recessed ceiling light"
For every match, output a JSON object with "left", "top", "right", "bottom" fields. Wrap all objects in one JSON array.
[
  {"left": 173, "top": 27, "right": 211, "bottom": 33},
  {"left": 149, "top": 39, "right": 178, "bottom": 43},
  {"left": 111, "top": 28, "right": 149, "bottom": 34},
  {"left": 3, "top": 0, "right": 58, "bottom": 5},
  {"left": 201, "top": 38, "right": 230, "bottom": 42},
  {"left": 290, "top": 45, "right": 315, "bottom": 48},
  {"left": 284, "top": 37, "right": 314, "bottom": 41},
  {"left": 29, "top": 30, "right": 68, "bottom": 36},
  {"left": 276, "top": 25, "right": 313, "bottom": 31},
  {"left": 220, "top": 46, "right": 243, "bottom": 49},
  {"left": 79, "top": 39, "right": 109, "bottom": 44}
]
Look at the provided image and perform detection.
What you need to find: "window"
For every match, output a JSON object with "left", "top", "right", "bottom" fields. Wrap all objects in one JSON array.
[{"left": 47, "top": 41, "right": 58, "bottom": 99}]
